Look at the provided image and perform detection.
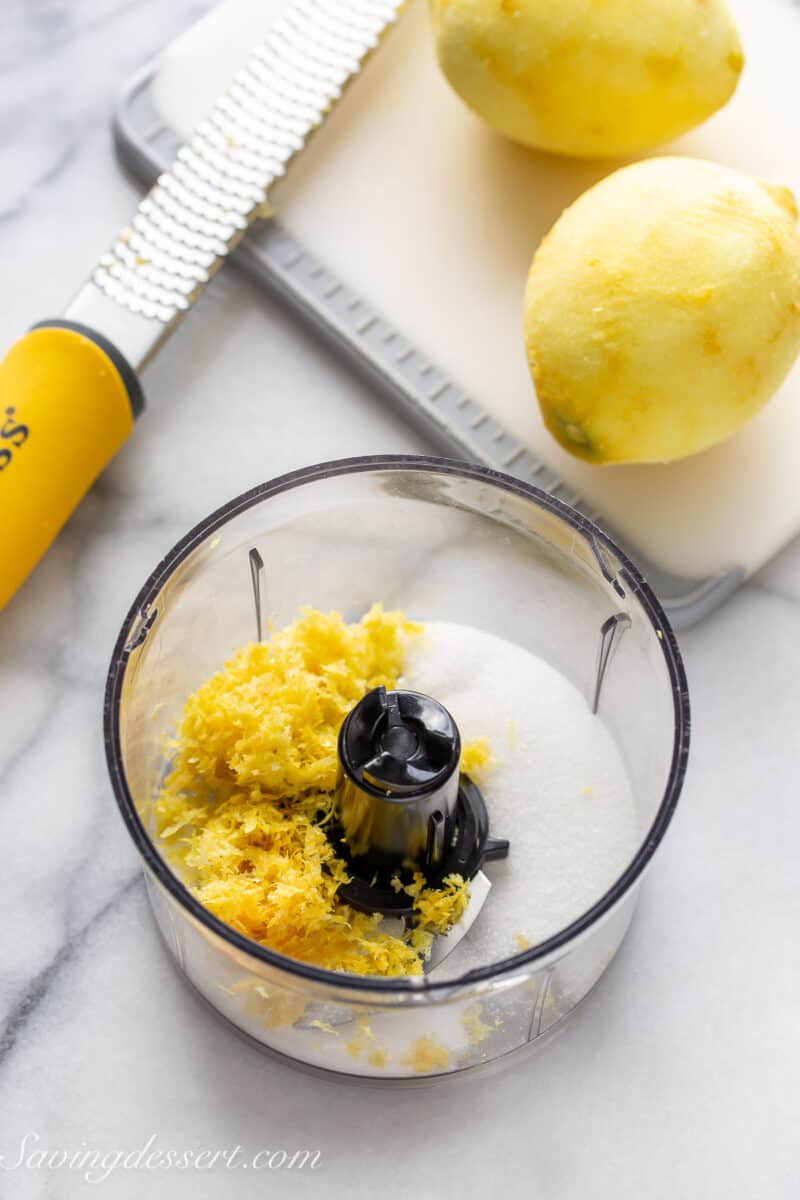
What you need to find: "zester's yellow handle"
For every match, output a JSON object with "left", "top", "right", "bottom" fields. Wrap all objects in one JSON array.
[{"left": 0, "top": 324, "right": 141, "bottom": 610}]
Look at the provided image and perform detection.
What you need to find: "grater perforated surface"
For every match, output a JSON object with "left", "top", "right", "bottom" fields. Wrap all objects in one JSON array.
[{"left": 93, "top": 0, "right": 402, "bottom": 325}]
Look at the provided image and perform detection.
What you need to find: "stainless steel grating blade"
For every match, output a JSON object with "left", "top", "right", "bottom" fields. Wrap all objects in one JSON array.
[{"left": 66, "top": 0, "right": 403, "bottom": 369}]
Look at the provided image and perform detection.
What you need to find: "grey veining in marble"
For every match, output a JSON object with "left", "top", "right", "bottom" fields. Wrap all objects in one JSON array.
[{"left": 0, "top": 3, "right": 799, "bottom": 1199}]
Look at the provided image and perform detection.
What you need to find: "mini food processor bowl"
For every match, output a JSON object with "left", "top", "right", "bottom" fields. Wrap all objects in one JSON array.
[{"left": 105, "top": 456, "right": 689, "bottom": 1083}]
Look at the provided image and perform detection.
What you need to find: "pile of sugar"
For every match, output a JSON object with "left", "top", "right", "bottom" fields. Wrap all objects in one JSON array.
[{"left": 401, "top": 621, "right": 639, "bottom": 977}]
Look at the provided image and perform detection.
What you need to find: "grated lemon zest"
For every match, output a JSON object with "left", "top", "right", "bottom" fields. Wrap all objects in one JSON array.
[
  {"left": 154, "top": 605, "right": 474, "bottom": 977},
  {"left": 308, "top": 1020, "right": 339, "bottom": 1036},
  {"left": 461, "top": 736, "right": 494, "bottom": 778},
  {"left": 461, "top": 1004, "right": 494, "bottom": 1046},
  {"left": 401, "top": 1035, "right": 450, "bottom": 1073}
]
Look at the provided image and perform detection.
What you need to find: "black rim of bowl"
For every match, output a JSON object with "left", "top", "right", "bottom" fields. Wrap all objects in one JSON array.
[{"left": 104, "top": 454, "right": 690, "bottom": 996}]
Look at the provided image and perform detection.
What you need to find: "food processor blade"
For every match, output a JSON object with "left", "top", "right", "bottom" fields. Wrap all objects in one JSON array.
[{"left": 424, "top": 869, "right": 491, "bottom": 973}]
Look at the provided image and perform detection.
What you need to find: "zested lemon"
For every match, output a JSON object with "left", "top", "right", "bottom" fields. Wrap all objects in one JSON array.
[{"left": 523, "top": 158, "right": 800, "bottom": 464}]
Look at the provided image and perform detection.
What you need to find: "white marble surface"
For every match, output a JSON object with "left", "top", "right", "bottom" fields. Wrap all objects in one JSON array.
[{"left": 0, "top": 3, "right": 799, "bottom": 1198}]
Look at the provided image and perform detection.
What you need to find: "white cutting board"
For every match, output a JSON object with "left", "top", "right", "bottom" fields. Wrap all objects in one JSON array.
[{"left": 153, "top": 0, "right": 800, "bottom": 579}]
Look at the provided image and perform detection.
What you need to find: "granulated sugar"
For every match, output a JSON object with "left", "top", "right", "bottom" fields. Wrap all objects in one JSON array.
[
  {"left": 401, "top": 621, "right": 639, "bottom": 977},
  {"left": 183, "top": 617, "right": 642, "bottom": 1076}
]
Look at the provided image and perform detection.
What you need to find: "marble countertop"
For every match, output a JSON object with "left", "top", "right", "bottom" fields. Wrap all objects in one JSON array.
[{"left": 1, "top": 3, "right": 798, "bottom": 1197}]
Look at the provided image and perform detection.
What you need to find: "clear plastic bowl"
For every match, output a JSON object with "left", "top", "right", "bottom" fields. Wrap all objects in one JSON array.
[{"left": 105, "top": 456, "right": 689, "bottom": 1083}]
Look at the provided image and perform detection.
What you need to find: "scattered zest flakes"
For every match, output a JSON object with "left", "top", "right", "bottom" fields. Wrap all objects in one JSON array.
[
  {"left": 229, "top": 979, "right": 308, "bottom": 1029},
  {"left": 356, "top": 1014, "right": 376, "bottom": 1041},
  {"left": 308, "top": 1020, "right": 339, "bottom": 1036},
  {"left": 401, "top": 1035, "right": 450, "bottom": 1074},
  {"left": 461, "top": 736, "right": 493, "bottom": 778},
  {"left": 461, "top": 1004, "right": 494, "bottom": 1046}
]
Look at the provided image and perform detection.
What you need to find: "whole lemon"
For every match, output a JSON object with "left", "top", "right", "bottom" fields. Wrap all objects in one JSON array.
[
  {"left": 523, "top": 158, "right": 800, "bottom": 465},
  {"left": 429, "top": 0, "right": 743, "bottom": 158}
]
